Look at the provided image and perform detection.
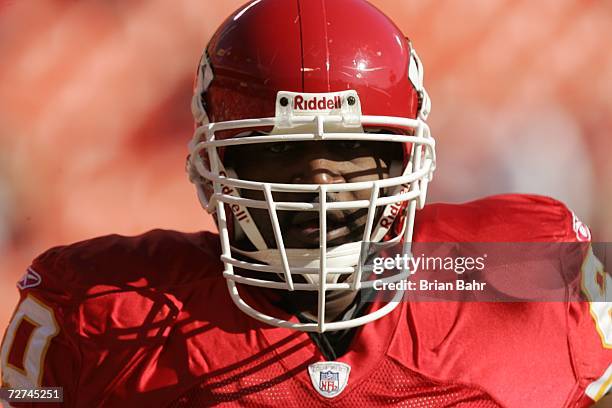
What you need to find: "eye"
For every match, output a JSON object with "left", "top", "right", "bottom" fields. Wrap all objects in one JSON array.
[
  {"left": 266, "top": 143, "right": 293, "bottom": 154},
  {"left": 338, "top": 140, "right": 362, "bottom": 149}
]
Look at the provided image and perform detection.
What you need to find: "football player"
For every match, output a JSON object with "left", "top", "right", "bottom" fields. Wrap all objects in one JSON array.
[{"left": 2, "top": 0, "right": 611, "bottom": 407}]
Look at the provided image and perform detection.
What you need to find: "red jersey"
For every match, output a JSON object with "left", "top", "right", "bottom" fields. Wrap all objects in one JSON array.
[{"left": 1, "top": 194, "right": 610, "bottom": 407}]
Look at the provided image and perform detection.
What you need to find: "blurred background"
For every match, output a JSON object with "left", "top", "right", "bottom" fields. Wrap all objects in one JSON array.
[{"left": 1, "top": 0, "right": 611, "bottom": 337}]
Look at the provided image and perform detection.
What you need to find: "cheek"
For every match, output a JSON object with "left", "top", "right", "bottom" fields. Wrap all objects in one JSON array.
[
  {"left": 344, "top": 157, "right": 390, "bottom": 181},
  {"left": 233, "top": 163, "right": 265, "bottom": 182},
  {"left": 234, "top": 160, "right": 296, "bottom": 183},
  {"left": 340, "top": 157, "right": 391, "bottom": 200}
]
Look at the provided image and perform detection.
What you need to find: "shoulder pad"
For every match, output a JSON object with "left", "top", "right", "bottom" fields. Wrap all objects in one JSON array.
[
  {"left": 25, "top": 230, "right": 222, "bottom": 301},
  {"left": 414, "top": 194, "right": 590, "bottom": 243}
]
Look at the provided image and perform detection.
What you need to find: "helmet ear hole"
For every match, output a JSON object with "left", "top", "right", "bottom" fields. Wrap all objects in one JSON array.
[
  {"left": 417, "top": 91, "right": 424, "bottom": 114},
  {"left": 200, "top": 94, "right": 207, "bottom": 113}
]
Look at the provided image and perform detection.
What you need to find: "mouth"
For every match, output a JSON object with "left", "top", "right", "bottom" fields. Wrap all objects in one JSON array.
[{"left": 286, "top": 211, "right": 364, "bottom": 248}]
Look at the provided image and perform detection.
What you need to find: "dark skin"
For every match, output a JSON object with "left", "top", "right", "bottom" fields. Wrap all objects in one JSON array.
[{"left": 225, "top": 137, "right": 402, "bottom": 320}]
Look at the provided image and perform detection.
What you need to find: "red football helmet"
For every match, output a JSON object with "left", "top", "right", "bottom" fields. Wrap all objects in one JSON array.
[{"left": 187, "top": 0, "right": 435, "bottom": 332}]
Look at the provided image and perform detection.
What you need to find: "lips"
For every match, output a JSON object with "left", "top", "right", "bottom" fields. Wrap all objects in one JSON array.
[
  {"left": 285, "top": 211, "right": 361, "bottom": 248},
  {"left": 286, "top": 223, "right": 351, "bottom": 248}
]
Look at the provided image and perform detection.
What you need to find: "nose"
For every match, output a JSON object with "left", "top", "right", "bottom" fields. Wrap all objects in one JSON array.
[{"left": 292, "top": 157, "right": 346, "bottom": 185}]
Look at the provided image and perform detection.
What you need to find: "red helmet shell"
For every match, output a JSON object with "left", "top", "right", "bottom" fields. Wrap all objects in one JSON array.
[{"left": 203, "top": 0, "right": 419, "bottom": 123}]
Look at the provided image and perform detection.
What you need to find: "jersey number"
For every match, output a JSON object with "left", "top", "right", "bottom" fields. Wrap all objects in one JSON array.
[
  {"left": 1, "top": 295, "right": 59, "bottom": 387},
  {"left": 581, "top": 246, "right": 612, "bottom": 348}
]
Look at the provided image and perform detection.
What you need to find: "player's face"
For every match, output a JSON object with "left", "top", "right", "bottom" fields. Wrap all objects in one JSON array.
[{"left": 226, "top": 135, "right": 402, "bottom": 250}]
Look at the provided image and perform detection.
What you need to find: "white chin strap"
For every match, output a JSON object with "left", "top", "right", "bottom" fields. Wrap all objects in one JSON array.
[{"left": 233, "top": 242, "right": 362, "bottom": 285}]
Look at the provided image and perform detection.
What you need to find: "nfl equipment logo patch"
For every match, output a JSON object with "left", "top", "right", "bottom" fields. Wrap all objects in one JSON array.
[
  {"left": 307, "top": 361, "right": 350, "bottom": 398},
  {"left": 320, "top": 371, "right": 339, "bottom": 392}
]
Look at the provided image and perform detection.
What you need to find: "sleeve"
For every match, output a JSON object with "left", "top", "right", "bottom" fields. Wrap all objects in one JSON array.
[
  {"left": 1, "top": 255, "right": 81, "bottom": 408},
  {"left": 565, "top": 214, "right": 612, "bottom": 406},
  {"left": 3, "top": 236, "right": 191, "bottom": 408}
]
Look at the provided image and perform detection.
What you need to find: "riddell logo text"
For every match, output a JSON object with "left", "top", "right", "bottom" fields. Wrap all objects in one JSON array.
[
  {"left": 378, "top": 186, "right": 410, "bottom": 228},
  {"left": 219, "top": 171, "right": 249, "bottom": 222},
  {"left": 293, "top": 95, "right": 342, "bottom": 110}
]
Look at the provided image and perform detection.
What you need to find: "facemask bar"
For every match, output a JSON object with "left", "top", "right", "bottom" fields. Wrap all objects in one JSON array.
[
  {"left": 188, "top": 114, "right": 435, "bottom": 332},
  {"left": 193, "top": 117, "right": 434, "bottom": 268},
  {"left": 220, "top": 174, "right": 416, "bottom": 332}
]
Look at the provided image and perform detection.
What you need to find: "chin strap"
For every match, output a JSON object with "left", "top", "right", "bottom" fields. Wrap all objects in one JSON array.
[
  {"left": 218, "top": 167, "right": 269, "bottom": 249},
  {"left": 232, "top": 242, "right": 361, "bottom": 285}
]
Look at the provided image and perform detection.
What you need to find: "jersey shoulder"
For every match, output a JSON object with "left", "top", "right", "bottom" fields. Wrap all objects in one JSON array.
[
  {"left": 25, "top": 229, "right": 223, "bottom": 301},
  {"left": 415, "top": 193, "right": 590, "bottom": 242},
  {"left": 3, "top": 230, "right": 230, "bottom": 399},
  {"left": 412, "top": 194, "right": 612, "bottom": 404}
]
